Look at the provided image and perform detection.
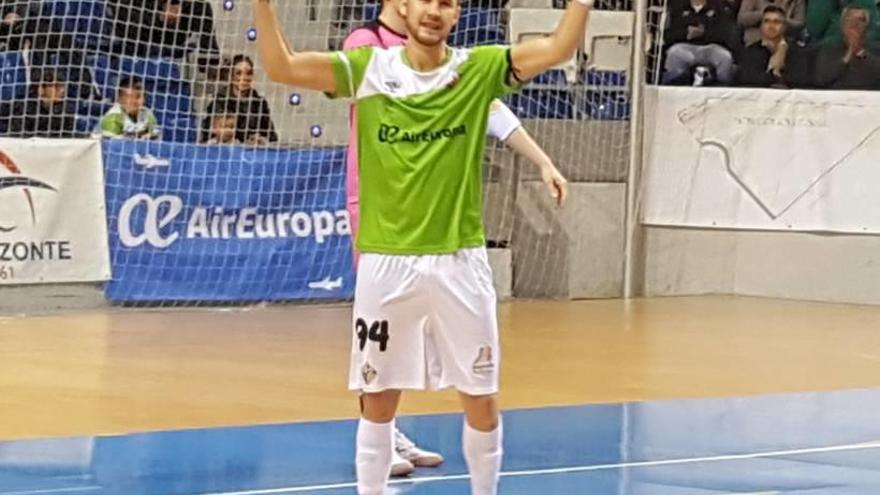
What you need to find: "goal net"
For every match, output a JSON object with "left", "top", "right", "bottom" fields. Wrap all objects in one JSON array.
[{"left": 2, "top": 0, "right": 638, "bottom": 304}]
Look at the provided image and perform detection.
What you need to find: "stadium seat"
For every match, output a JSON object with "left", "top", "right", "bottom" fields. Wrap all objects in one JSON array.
[
  {"left": 360, "top": 3, "right": 380, "bottom": 21},
  {"left": 583, "top": 11, "right": 635, "bottom": 77},
  {"left": 507, "top": 0, "right": 554, "bottom": 7},
  {"left": 148, "top": 93, "right": 193, "bottom": 116},
  {"left": 92, "top": 54, "right": 190, "bottom": 101},
  {"left": 120, "top": 57, "right": 183, "bottom": 84},
  {"left": 507, "top": 90, "right": 575, "bottom": 119},
  {"left": 41, "top": 0, "right": 111, "bottom": 50},
  {"left": 89, "top": 53, "right": 117, "bottom": 100},
  {"left": 580, "top": 91, "right": 630, "bottom": 120},
  {"left": 148, "top": 92, "right": 197, "bottom": 143},
  {"left": 508, "top": 8, "right": 578, "bottom": 83},
  {"left": 158, "top": 115, "right": 199, "bottom": 143},
  {"left": 450, "top": 8, "right": 503, "bottom": 46},
  {"left": 0, "top": 52, "right": 27, "bottom": 101},
  {"left": 505, "top": 70, "right": 574, "bottom": 119},
  {"left": 75, "top": 113, "right": 100, "bottom": 135},
  {"left": 77, "top": 99, "right": 111, "bottom": 118}
]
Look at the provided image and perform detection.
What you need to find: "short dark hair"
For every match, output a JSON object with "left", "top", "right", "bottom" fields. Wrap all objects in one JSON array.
[
  {"left": 118, "top": 76, "right": 145, "bottom": 92},
  {"left": 33, "top": 68, "right": 65, "bottom": 86},
  {"left": 762, "top": 5, "right": 786, "bottom": 17}
]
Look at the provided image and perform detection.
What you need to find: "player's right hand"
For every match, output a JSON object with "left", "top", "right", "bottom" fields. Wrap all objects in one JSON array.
[{"left": 541, "top": 164, "right": 568, "bottom": 209}]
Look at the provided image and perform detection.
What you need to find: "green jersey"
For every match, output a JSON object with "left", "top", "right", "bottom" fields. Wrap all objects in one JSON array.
[{"left": 331, "top": 45, "right": 518, "bottom": 254}]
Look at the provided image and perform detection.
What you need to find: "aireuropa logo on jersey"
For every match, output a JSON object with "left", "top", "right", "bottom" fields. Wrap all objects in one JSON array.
[{"left": 118, "top": 193, "right": 352, "bottom": 249}]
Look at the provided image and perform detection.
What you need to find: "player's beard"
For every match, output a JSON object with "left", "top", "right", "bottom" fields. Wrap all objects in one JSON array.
[{"left": 407, "top": 18, "right": 450, "bottom": 47}]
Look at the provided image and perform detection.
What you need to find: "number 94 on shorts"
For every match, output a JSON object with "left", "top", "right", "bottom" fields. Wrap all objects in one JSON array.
[{"left": 348, "top": 247, "right": 500, "bottom": 396}]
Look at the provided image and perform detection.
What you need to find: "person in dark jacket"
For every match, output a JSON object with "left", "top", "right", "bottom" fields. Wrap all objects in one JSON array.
[
  {"left": 109, "top": 0, "right": 220, "bottom": 63},
  {"left": 815, "top": 5, "right": 880, "bottom": 89},
  {"left": 4, "top": 69, "right": 80, "bottom": 138},
  {"left": 737, "top": 5, "right": 812, "bottom": 87},
  {"left": 663, "top": 0, "right": 740, "bottom": 84},
  {"left": 0, "top": 0, "right": 38, "bottom": 51},
  {"left": 203, "top": 55, "right": 278, "bottom": 145}
]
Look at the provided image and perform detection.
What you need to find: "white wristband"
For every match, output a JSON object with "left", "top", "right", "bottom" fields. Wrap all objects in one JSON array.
[{"left": 574, "top": 0, "right": 595, "bottom": 7}]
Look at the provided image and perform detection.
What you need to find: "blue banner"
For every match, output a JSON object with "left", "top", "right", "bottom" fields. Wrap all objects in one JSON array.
[{"left": 103, "top": 140, "right": 354, "bottom": 302}]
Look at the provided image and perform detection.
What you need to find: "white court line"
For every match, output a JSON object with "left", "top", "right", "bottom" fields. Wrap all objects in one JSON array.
[
  {"left": 194, "top": 440, "right": 880, "bottom": 495},
  {"left": 0, "top": 487, "right": 102, "bottom": 495}
]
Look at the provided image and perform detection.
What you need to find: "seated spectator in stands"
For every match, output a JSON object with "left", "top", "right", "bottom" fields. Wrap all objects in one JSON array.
[
  {"left": 0, "top": 0, "right": 38, "bottom": 51},
  {"left": 110, "top": 0, "right": 220, "bottom": 65},
  {"left": 14, "top": 1, "right": 101, "bottom": 101},
  {"left": 738, "top": 0, "right": 805, "bottom": 45},
  {"left": 203, "top": 55, "right": 278, "bottom": 145},
  {"left": 663, "top": 0, "right": 740, "bottom": 85},
  {"left": 737, "top": 6, "right": 812, "bottom": 87},
  {"left": 203, "top": 105, "right": 239, "bottom": 145},
  {"left": 4, "top": 69, "right": 80, "bottom": 138},
  {"left": 806, "top": 0, "right": 879, "bottom": 45},
  {"left": 815, "top": 6, "right": 880, "bottom": 89},
  {"left": 98, "top": 76, "right": 161, "bottom": 140}
]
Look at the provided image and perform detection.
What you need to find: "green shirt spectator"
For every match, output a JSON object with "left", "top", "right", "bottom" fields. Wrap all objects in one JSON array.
[{"left": 97, "top": 76, "right": 161, "bottom": 140}]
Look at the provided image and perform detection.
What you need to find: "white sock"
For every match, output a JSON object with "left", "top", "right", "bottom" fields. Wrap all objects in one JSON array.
[
  {"left": 463, "top": 419, "right": 503, "bottom": 495},
  {"left": 356, "top": 418, "right": 394, "bottom": 495}
]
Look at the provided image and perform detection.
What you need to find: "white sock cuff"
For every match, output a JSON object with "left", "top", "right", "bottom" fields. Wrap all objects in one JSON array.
[
  {"left": 464, "top": 418, "right": 503, "bottom": 438},
  {"left": 463, "top": 418, "right": 503, "bottom": 450},
  {"left": 358, "top": 418, "right": 395, "bottom": 446}
]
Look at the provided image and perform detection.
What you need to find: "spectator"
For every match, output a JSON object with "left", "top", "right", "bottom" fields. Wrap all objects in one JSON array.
[
  {"left": 203, "top": 55, "right": 278, "bottom": 145},
  {"left": 109, "top": 0, "right": 220, "bottom": 65},
  {"left": 815, "top": 5, "right": 880, "bottom": 89},
  {"left": 805, "top": 0, "right": 879, "bottom": 45},
  {"left": 15, "top": 1, "right": 101, "bottom": 101},
  {"left": 663, "top": 0, "right": 740, "bottom": 85},
  {"left": 738, "top": 0, "right": 805, "bottom": 45},
  {"left": 737, "top": 6, "right": 812, "bottom": 87},
  {"left": 4, "top": 69, "right": 80, "bottom": 138},
  {"left": 203, "top": 101, "right": 239, "bottom": 145},
  {"left": 0, "top": 0, "right": 37, "bottom": 51},
  {"left": 98, "top": 76, "right": 161, "bottom": 139}
]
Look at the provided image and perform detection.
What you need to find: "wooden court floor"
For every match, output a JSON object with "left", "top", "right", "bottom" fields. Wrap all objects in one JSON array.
[{"left": 1, "top": 295, "right": 880, "bottom": 441}]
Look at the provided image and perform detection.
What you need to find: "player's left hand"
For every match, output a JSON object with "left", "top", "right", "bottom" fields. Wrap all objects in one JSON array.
[{"left": 541, "top": 164, "right": 568, "bottom": 208}]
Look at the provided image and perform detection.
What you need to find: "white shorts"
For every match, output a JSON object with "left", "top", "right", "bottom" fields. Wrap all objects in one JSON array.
[{"left": 348, "top": 247, "right": 500, "bottom": 396}]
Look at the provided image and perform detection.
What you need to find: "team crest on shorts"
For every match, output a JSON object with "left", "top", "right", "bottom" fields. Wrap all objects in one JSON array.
[
  {"left": 472, "top": 346, "right": 495, "bottom": 375},
  {"left": 361, "top": 362, "right": 378, "bottom": 385}
]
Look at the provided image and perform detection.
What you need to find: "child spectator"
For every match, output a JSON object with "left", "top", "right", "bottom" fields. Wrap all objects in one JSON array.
[
  {"left": 203, "top": 101, "right": 239, "bottom": 145},
  {"left": 98, "top": 76, "right": 161, "bottom": 140},
  {"left": 203, "top": 55, "right": 277, "bottom": 145}
]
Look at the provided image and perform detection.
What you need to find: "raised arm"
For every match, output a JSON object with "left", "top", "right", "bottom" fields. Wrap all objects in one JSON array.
[
  {"left": 509, "top": 0, "right": 593, "bottom": 83},
  {"left": 252, "top": 0, "right": 337, "bottom": 93}
]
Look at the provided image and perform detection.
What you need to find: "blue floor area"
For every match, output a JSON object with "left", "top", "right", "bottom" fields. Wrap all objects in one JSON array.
[{"left": 2, "top": 389, "right": 880, "bottom": 494}]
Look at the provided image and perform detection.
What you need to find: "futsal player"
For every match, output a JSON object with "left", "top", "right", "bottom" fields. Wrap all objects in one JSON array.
[
  {"left": 341, "top": 0, "right": 569, "bottom": 477},
  {"left": 252, "top": 0, "right": 591, "bottom": 492}
]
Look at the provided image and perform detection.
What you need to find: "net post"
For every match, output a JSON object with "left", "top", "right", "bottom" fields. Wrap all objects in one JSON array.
[{"left": 623, "top": 0, "right": 649, "bottom": 299}]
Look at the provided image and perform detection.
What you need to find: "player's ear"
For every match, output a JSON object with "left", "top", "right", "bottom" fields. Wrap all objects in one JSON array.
[{"left": 399, "top": 0, "right": 408, "bottom": 18}]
